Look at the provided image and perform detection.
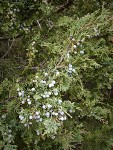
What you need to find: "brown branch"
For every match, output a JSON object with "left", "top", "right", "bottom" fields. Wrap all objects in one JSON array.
[
  {"left": 56, "top": 0, "right": 73, "bottom": 13},
  {"left": 0, "top": 38, "right": 15, "bottom": 61},
  {"left": 0, "top": 96, "right": 17, "bottom": 104}
]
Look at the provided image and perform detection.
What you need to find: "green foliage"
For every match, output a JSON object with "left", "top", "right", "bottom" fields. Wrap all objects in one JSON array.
[{"left": 0, "top": 0, "right": 113, "bottom": 150}]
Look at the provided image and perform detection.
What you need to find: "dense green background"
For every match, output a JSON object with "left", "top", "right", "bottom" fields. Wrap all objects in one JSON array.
[{"left": 0, "top": 0, "right": 113, "bottom": 150}]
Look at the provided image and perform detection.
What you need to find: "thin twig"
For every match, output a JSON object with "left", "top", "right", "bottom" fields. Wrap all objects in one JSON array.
[{"left": 0, "top": 38, "right": 15, "bottom": 61}]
